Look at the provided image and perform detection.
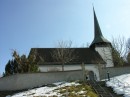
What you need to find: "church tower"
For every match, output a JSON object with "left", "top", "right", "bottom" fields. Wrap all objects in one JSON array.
[{"left": 90, "top": 8, "right": 114, "bottom": 67}]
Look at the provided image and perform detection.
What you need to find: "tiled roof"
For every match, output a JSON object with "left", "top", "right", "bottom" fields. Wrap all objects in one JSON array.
[{"left": 29, "top": 48, "right": 105, "bottom": 65}]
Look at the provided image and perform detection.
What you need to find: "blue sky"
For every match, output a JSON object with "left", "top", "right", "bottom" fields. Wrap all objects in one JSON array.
[{"left": 0, "top": 0, "right": 130, "bottom": 74}]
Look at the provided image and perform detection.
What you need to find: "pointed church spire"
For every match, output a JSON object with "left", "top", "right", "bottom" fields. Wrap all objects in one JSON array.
[
  {"left": 93, "top": 7, "right": 103, "bottom": 38},
  {"left": 90, "top": 7, "right": 111, "bottom": 48}
]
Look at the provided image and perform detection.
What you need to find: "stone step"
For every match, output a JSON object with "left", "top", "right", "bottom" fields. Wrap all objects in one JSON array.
[{"left": 87, "top": 80, "right": 123, "bottom": 97}]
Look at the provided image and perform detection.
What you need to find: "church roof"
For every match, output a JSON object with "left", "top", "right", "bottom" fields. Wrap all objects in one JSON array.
[
  {"left": 90, "top": 8, "right": 111, "bottom": 47},
  {"left": 29, "top": 48, "right": 105, "bottom": 65}
]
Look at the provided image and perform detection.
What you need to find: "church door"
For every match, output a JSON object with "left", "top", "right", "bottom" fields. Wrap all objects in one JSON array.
[{"left": 89, "top": 71, "right": 95, "bottom": 81}]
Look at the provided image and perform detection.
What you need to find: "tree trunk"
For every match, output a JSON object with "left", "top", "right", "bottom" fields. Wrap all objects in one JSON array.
[{"left": 62, "top": 63, "right": 64, "bottom": 71}]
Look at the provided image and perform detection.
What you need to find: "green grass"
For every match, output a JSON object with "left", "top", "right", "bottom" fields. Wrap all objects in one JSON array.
[{"left": 53, "top": 81, "right": 99, "bottom": 97}]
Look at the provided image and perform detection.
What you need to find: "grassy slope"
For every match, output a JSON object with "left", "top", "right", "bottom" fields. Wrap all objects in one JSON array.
[{"left": 0, "top": 81, "right": 98, "bottom": 97}]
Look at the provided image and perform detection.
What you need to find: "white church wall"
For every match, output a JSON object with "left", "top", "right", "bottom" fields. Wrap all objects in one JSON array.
[
  {"left": 95, "top": 46, "right": 114, "bottom": 67},
  {"left": 85, "top": 64, "right": 100, "bottom": 81},
  {"left": 39, "top": 65, "right": 62, "bottom": 72},
  {"left": 39, "top": 64, "right": 100, "bottom": 81},
  {"left": 39, "top": 65, "right": 83, "bottom": 72}
]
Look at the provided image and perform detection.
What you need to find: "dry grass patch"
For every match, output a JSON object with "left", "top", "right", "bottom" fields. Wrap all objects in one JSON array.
[{"left": 53, "top": 82, "right": 98, "bottom": 97}]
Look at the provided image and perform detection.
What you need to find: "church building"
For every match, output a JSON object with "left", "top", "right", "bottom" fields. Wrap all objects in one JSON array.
[{"left": 29, "top": 8, "right": 114, "bottom": 81}]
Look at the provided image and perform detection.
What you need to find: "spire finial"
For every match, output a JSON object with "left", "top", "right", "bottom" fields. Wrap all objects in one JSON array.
[
  {"left": 92, "top": 3, "right": 95, "bottom": 10},
  {"left": 92, "top": 3, "right": 94, "bottom": 7},
  {"left": 93, "top": 7, "right": 103, "bottom": 37}
]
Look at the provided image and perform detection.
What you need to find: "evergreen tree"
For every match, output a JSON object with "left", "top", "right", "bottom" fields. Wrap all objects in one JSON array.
[
  {"left": 112, "top": 47, "right": 125, "bottom": 66},
  {"left": 13, "top": 59, "right": 19, "bottom": 73},
  {"left": 28, "top": 51, "right": 39, "bottom": 72},
  {"left": 5, "top": 60, "right": 13, "bottom": 75},
  {"left": 4, "top": 50, "right": 39, "bottom": 76},
  {"left": 12, "top": 50, "right": 39, "bottom": 73},
  {"left": 111, "top": 36, "right": 127, "bottom": 66},
  {"left": 127, "top": 53, "right": 130, "bottom": 64},
  {"left": 2, "top": 72, "right": 5, "bottom": 77}
]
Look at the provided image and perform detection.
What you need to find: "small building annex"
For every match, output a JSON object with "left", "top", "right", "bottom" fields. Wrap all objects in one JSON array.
[{"left": 29, "top": 8, "right": 114, "bottom": 81}]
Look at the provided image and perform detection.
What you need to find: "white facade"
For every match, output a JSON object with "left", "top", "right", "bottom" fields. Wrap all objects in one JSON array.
[
  {"left": 39, "top": 64, "right": 101, "bottom": 81},
  {"left": 95, "top": 46, "right": 114, "bottom": 67}
]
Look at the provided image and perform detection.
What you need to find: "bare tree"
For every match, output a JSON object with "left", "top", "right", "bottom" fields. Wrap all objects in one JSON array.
[
  {"left": 112, "top": 36, "right": 127, "bottom": 57},
  {"left": 126, "top": 38, "right": 130, "bottom": 52},
  {"left": 80, "top": 42, "right": 90, "bottom": 48},
  {"left": 126, "top": 38, "right": 130, "bottom": 64},
  {"left": 111, "top": 36, "right": 127, "bottom": 66},
  {"left": 52, "top": 40, "right": 76, "bottom": 71}
]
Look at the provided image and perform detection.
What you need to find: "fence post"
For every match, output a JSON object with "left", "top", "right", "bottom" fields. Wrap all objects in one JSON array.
[{"left": 107, "top": 71, "right": 110, "bottom": 81}]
